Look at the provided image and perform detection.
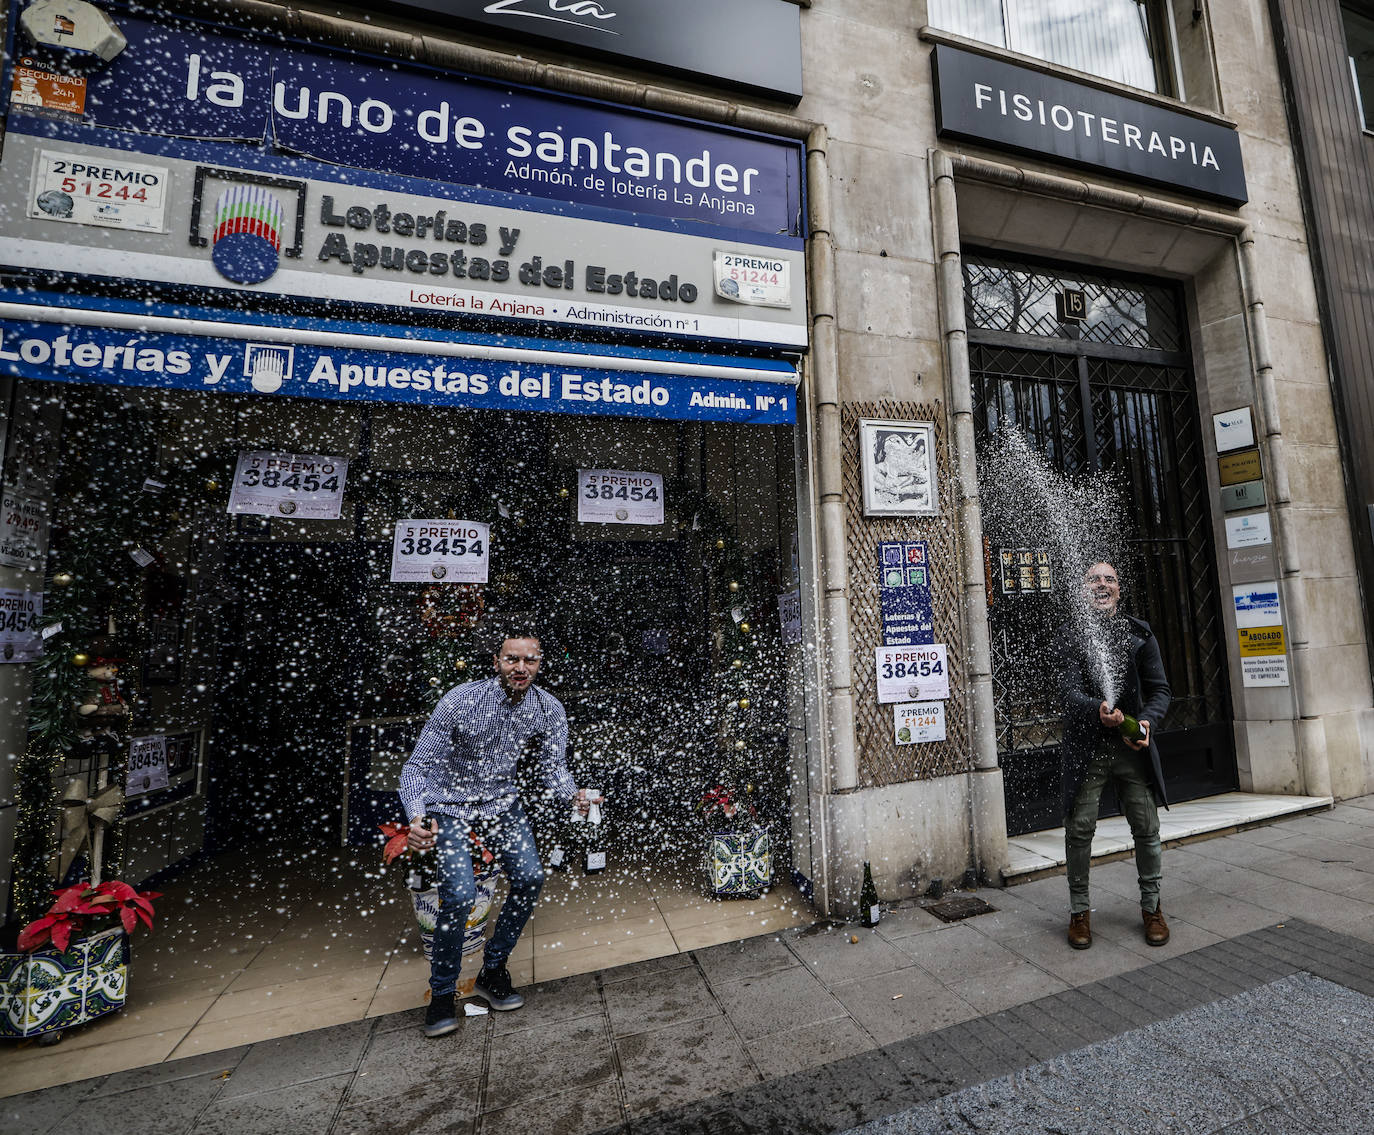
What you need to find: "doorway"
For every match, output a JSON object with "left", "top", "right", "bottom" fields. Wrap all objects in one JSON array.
[{"left": 966, "top": 251, "right": 1236, "bottom": 835}]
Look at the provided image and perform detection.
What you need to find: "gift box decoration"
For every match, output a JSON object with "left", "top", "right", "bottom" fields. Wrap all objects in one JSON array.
[
  {"left": 0, "top": 927, "right": 129, "bottom": 1039},
  {"left": 708, "top": 829, "right": 773, "bottom": 896}
]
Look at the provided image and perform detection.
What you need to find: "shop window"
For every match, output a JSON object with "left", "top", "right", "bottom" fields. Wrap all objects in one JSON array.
[
  {"left": 929, "top": 0, "right": 1175, "bottom": 95},
  {"left": 1346, "top": 5, "right": 1374, "bottom": 132}
]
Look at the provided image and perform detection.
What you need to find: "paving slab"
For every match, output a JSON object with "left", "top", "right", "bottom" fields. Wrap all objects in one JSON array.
[
  {"left": 615, "top": 1013, "right": 760, "bottom": 1117},
  {"left": 604, "top": 964, "right": 719, "bottom": 1038},
  {"left": 216, "top": 1018, "right": 371, "bottom": 1100},
  {"left": 335, "top": 1077, "right": 479, "bottom": 1135},
  {"left": 713, "top": 964, "right": 846, "bottom": 1042},
  {"left": 485, "top": 1011, "right": 614, "bottom": 1111},
  {"left": 194, "top": 1071, "right": 353, "bottom": 1135},
  {"left": 693, "top": 934, "right": 800, "bottom": 984}
]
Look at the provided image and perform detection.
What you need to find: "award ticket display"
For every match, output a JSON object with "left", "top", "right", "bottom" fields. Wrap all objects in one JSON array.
[
  {"left": 576, "top": 469, "right": 664, "bottom": 525},
  {"left": 126, "top": 735, "right": 170, "bottom": 796},
  {"left": 874, "top": 644, "right": 949, "bottom": 704},
  {"left": 228, "top": 452, "right": 349, "bottom": 519},
  {"left": 893, "top": 701, "right": 946, "bottom": 745},
  {"left": 390, "top": 520, "right": 490, "bottom": 583},
  {"left": 0, "top": 490, "right": 48, "bottom": 569},
  {"left": 0, "top": 588, "right": 42, "bottom": 663}
]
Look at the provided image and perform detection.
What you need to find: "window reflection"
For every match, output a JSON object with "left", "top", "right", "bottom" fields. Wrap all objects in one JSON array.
[
  {"left": 1345, "top": 5, "right": 1374, "bottom": 131},
  {"left": 930, "top": 0, "right": 1169, "bottom": 94}
]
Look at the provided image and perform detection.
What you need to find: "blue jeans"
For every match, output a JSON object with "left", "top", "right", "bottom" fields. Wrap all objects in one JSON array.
[{"left": 430, "top": 800, "right": 545, "bottom": 997}]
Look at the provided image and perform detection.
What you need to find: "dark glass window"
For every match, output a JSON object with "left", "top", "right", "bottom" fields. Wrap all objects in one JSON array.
[
  {"left": 930, "top": 0, "right": 1173, "bottom": 95},
  {"left": 1345, "top": 5, "right": 1374, "bottom": 131}
]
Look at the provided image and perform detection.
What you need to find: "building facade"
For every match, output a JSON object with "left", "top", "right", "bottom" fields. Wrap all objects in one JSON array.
[{"left": 0, "top": 0, "right": 1370, "bottom": 929}]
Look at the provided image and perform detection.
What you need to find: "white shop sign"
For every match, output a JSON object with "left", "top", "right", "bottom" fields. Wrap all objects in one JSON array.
[
  {"left": 126, "top": 735, "right": 170, "bottom": 796},
  {"left": 1241, "top": 655, "right": 1290, "bottom": 688},
  {"left": 1213, "top": 406, "right": 1255, "bottom": 453},
  {"left": 0, "top": 490, "right": 48, "bottom": 569},
  {"left": 29, "top": 149, "right": 170, "bottom": 233},
  {"left": 874, "top": 644, "right": 949, "bottom": 704},
  {"left": 893, "top": 701, "right": 946, "bottom": 745},
  {"left": 0, "top": 587, "right": 42, "bottom": 663},
  {"left": 227, "top": 451, "right": 349, "bottom": 519},
  {"left": 390, "top": 519, "right": 490, "bottom": 583},
  {"left": 1233, "top": 581, "right": 1281, "bottom": 630},
  {"left": 577, "top": 469, "right": 664, "bottom": 525},
  {"left": 1225, "top": 512, "right": 1272, "bottom": 549}
]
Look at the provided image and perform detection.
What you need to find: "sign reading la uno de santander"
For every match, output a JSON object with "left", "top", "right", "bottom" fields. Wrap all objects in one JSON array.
[{"left": 62, "top": 11, "right": 803, "bottom": 239}]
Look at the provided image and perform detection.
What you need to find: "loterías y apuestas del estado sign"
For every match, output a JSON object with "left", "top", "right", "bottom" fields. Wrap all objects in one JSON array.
[{"left": 931, "top": 45, "right": 1248, "bottom": 206}]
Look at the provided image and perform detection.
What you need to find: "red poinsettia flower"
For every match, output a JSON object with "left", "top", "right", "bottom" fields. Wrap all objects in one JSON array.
[
  {"left": 379, "top": 822, "right": 411, "bottom": 865},
  {"left": 16, "top": 880, "right": 162, "bottom": 951}
]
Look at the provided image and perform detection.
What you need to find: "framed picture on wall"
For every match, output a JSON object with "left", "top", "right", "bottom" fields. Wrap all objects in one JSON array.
[{"left": 859, "top": 418, "right": 939, "bottom": 517}]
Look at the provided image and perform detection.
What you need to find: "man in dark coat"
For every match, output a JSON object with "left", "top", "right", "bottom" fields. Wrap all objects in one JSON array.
[{"left": 1058, "top": 561, "right": 1171, "bottom": 951}]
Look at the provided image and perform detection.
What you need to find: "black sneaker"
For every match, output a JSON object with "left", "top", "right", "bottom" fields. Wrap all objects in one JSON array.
[
  {"left": 473, "top": 966, "right": 525, "bottom": 1011},
  {"left": 423, "top": 991, "right": 459, "bottom": 1038}
]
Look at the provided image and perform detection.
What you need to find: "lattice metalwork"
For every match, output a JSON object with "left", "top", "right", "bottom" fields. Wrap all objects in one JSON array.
[
  {"left": 969, "top": 272, "right": 1233, "bottom": 832},
  {"left": 963, "top": 252, "right": 1185, "bottom": 351},
  {"left": 842, "top": 401, "right": 970, "bottom": 787}
]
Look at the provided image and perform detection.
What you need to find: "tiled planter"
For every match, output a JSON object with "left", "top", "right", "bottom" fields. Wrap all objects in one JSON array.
[
  {"left": 0, "top": 927, "right": 129, "bottom": 1039},
  {"left": 707, "top": 828, "right": 773, "bottom": 897},
  {"left": 411, "top": 867, "right": 500, "bottom": 994}
]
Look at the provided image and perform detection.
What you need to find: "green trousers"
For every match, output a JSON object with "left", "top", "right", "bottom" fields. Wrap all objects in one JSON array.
[{"left": 1065, "top": 742, "right": 1162, "bottom": 915}]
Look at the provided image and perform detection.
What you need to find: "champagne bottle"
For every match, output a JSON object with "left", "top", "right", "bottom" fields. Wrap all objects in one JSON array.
[
  {"left": 583, "top": 788, "right": 606, "bottom": 874},
  {"left": 860, "top": 861, "right": 880, "bottom": 927},
  {"left": 407, "top": 815, "right": 436, "bottom": 892},
  {"left": 1119, "top": 714, "right": 1147, "bottom": 742}
]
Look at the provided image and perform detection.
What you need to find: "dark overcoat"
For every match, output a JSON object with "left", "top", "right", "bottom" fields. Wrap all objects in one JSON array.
[{"left": 1056, "top": 613, "right": 1172, "bottom": 817}]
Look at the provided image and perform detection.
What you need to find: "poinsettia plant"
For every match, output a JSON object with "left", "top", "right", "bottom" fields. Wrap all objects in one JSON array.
[
  {"left": 378, "top": 821, "right": 494, "bottom": 867},
  {"left": 697, "top": 784, "right": 758, "bottom": 829},
  {"left": 17, "top": 880, "right": 162, "bottom": 953}
]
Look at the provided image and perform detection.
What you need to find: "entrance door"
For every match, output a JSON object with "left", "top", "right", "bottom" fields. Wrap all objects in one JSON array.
[{"left": 965, "top": 251, "right": 1236, "bottom": 835}]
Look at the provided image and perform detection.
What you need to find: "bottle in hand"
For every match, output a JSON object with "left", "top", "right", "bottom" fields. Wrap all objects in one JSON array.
[
  {"left": 1118, "top": 714, "right": 1146, "bottom": 742},
  {"left": 408, "top": 815, "right": 436, "bottom": 892}
]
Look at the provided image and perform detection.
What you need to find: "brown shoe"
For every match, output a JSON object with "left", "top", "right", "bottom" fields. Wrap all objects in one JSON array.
[
  {"left": 1143, "top": 906, "right": 1170, "bottom": 946},
  {"left": 1068, "top": 911, "right": 1092, "bottom": 950}
]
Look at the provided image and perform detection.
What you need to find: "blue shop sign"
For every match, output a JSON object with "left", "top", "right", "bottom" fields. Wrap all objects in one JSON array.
[
  {"left": 879, "top": 541, "right": 934, "bottom": 647},
  {"left": 6, "top": 6, "right": 804, "bottom": 240},
  {"left": 0, "top": 308, "right": 797, "bottom": 426}
]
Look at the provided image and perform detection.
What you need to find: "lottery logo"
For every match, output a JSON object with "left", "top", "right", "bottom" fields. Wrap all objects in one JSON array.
[
  {"left": 907, "top": 686, "right": 920, "bottom": 700},
  {"left": 431, "top": 565, "right": 448, "bottom": 580},
  {"left": 211, "top": 183, "right": 286, "bottom": 285},
  {"left": 615, "top": 508, "right": 629, "bottom": 521},
  {"left": 277, "top": 500, "right": 297, "bottom": 516},
  {"left": 243, "top": 344, "right": 295, "bottom": 394}
]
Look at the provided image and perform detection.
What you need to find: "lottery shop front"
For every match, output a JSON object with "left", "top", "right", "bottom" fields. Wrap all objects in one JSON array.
[{"left": 0, "top": 5, "right": 818, "bottom": 902}]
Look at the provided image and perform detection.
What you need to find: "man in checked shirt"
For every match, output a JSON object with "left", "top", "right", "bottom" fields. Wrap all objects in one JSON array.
[{"left": 401, "top": 633, "right": 598, "bottom": 1038}]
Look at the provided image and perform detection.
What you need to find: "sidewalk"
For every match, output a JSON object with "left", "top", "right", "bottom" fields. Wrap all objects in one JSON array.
[{"left": 7, "top": 797, "right": 1374, "bottom": 1134}]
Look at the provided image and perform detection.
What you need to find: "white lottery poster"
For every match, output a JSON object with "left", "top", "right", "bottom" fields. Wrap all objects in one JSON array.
[
  {"left": 390, "top": 520, "right": 490, "bottom": 583},
  {"left": 874, "top": 644, "right": 949, "bottom": 704},
  {"left": 227, "top": 452, "right": 349, "bottom": 519},
  {"left": 894, "top": 702, "right": 946, "bottom": 745},
  {"left": 777, "top": 589, "right": 802, "bottom": 645},
  {"left": 576, "top": 469, "right": 665, "bottom": 525},
  {"left": 0, "top": 588, "right": 43, "bottom": 663},
  {"left": 126, "top": 735, "right": 170, "bottom": 796},
  {"left": 0, "top": 490, "right": 49, "bottom": 569}
]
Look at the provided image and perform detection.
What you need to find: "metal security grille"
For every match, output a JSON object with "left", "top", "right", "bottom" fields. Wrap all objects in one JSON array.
[{"left": 966, "top": 251, "right": 1234, "bottom": 835}]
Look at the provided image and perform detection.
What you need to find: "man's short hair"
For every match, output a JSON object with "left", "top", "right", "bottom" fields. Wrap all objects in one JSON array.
[{"left": 492, "top": 631, "right": 541, "bottom": 654}]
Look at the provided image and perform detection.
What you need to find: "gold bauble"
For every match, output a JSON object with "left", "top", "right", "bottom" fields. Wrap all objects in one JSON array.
[
  {"left": 454, "top": 659, "right": 468, "bottom": 672},
  {"left": 51, "top": 572, "right": 74, "bottom": 588},
  {"left": 204, "top": 478, "right": 220, "bottom": 492},
  {"left": 728, "top": 581, "right": 740, "bottom": 593},
  {"left": 739, "top": 622, "right": 751, "bottom": 634},
  {"left": 745, "top": 783, "right": 755, "bottom": 794},
  {"left": 731, "top": 658, "right": 743, "bottom": 669},
  {"left": 428, "top": 676, "right": 441, "bottom": 687},
  {"left": 558, "top": 487, "right": 570, "bottom": 499},
  {"left": 71, "top": 652, "right": 90, "bottom": 668},
  {"left": 715, "top": 539, "right": 726, "bottom": 550},
  {"left": 738, "top": 698, "right": 751, "bottom": 710},
  {"left": 734, "top": 740, "right": 746, "bottom": 752}
]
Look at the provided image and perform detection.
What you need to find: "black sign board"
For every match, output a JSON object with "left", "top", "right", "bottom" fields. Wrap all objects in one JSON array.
[
  {"left": 1056, "top": 289, "right": 1087, "bottom": 322},
  {"left": 380, "top": 0, "right": 803, "bottom": 103},
  {"left": 932, "top": 45, "right": 1247, "bottom": 206}
]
